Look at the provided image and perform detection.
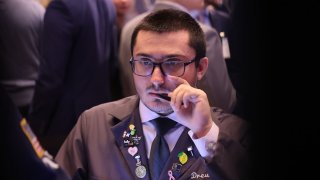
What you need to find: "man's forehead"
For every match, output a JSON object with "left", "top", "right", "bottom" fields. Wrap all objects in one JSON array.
[
  {"left": 133, "top": 32, "right": 194, "bottom": 59},
  {"left": 136, "top": 29, "right": 190, "bottom": 37}
]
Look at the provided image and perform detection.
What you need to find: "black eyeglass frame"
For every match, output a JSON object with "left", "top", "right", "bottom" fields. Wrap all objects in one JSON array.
[{"left": 129, "top": 57, "right": 197, "bottom": 77}]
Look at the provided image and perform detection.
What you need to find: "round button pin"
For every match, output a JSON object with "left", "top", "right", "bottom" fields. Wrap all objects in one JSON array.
[{"left": 135, "top": 165, "right": 146, "bottom": 178}]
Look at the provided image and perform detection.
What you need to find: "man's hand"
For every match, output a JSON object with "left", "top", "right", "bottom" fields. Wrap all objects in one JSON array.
[{"left": 167, "top": 75, "right": 213, "bottom": 138}]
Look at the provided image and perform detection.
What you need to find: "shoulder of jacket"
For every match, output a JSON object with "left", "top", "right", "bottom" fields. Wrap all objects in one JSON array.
[{"left": 83, "top": 95, "right": 139, "bottom": 120}]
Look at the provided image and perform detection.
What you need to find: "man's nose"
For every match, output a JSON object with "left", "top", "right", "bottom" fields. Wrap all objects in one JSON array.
[{"left": 150, "top": 66, "right": 165, "bottom": 87}]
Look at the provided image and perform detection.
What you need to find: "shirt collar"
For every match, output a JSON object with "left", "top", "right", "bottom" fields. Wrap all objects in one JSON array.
[{"left": 139, "top": 100, "right": 177, "bottom": 123}]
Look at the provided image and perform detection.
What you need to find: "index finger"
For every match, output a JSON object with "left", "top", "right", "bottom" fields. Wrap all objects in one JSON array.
[{"left": 166, "top": 75, "right": 189, "bottom": 87}]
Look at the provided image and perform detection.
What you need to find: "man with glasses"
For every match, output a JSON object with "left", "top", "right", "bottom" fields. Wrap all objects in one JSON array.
[
  {"left": 119, "top": 0, "right": 237, "bottom": 113},
  {"left": 56, "top": 9, "right": 250, "bottom": 180}
]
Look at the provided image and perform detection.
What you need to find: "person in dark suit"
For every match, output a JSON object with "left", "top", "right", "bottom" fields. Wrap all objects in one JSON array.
[
  {"left": 56, "top": 9, "right": 250, "bottom": 180},
  {"left": 28, "top": 0, "right": 118, "bottom": 156},
  {"left": 0, "top": 85, "right": 70, "bottom": 180},
  {"left": 192, "top": 0, "right": 232, "bottom": 60},
  {"left": 205, "top": 1, "right": 231, "bottom": 37},
  {"left": 192, "top": 0, "right": 231, "bottom": 37}
]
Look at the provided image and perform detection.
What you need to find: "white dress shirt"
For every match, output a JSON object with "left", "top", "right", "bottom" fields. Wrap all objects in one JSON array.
[{"left": 139, "top": 100, "right": 219, "bottom": 159}]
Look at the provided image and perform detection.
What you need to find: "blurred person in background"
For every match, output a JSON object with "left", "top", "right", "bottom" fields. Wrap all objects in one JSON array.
[
  {"left": 1, "top": 85, "right": 70, "bottom": 180},
  {"left": 29, "top": 0, "right": 118, "bottom": 156},
  {"left": 0, "top": 0, "right": 45, "bottom": 118},
  {"left": 113, "top": 0, "right": 133, "bottom": 36}
]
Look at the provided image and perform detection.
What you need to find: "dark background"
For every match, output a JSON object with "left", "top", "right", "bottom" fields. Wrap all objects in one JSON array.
[
  {"left": 225, "top": 0, "right": 265, "bottom": 179},
  {"left": 235, "top": 1, "right": 320, "bottom": 179}
]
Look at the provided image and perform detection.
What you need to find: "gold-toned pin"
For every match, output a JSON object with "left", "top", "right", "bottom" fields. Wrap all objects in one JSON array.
[{"left": 129, "top": 124, "right": 135, "bottom": 130}]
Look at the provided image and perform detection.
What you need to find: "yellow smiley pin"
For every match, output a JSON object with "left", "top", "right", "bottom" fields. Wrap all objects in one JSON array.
[{"left": 178, "top": 152, "right": 188, "bottom": 164}]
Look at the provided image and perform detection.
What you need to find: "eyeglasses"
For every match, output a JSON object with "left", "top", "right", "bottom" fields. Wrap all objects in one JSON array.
[{"left": 129, "top": 57, "right": 196, "bottom": 77}]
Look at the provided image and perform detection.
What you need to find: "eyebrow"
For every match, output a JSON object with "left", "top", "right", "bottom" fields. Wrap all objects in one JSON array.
[{"left": 135, "top": 53, "right": 187, "bottom": 60}]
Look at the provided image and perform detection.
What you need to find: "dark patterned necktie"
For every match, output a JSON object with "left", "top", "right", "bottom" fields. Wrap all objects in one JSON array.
[{"left": 149, "top": 117, "right": 177, "bottom": 180}]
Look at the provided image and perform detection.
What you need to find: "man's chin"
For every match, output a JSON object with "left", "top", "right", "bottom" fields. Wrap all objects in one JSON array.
[
  {"left": 147, "top": 102, "right": 173, "bottom": 115},
  {"left": 156, "top": 110, "right": 174, "bottom": 116}
]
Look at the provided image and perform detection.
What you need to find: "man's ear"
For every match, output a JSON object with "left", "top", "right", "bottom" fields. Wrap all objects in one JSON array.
[{"left": 197, "top": 57, "right": 209, "bottom": 80}]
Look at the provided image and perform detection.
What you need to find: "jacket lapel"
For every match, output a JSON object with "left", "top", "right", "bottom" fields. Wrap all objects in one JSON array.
[
  {"left": 159, "top": 128, "right": 211, "bottom": 180},
  {"left": 111, "top": 107, "right": 150, "bottom": 180}
]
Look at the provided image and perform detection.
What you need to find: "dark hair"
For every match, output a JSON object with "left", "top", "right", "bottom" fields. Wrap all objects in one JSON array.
[{"left": 131, "top": 9, "right": 206, "bottom": 66}]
